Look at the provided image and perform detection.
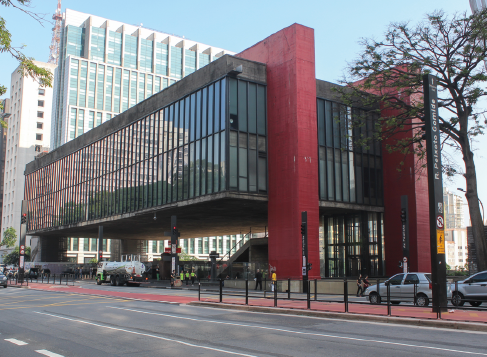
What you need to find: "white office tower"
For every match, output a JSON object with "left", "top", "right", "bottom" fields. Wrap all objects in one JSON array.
[
  {"left": 1, "top": 61, "right": 57, "bottom": 261},
  {"left": 470, "top": 0, "right": 487, "bottom": 12},
  {"left": 443, "top": 188, "right": 468, "bottom": 270},
  {"left": 50, "top": 9, "right": 234, "bottom": 150}
]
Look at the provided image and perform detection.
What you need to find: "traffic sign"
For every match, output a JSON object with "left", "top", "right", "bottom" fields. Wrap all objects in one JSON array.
[
  {"left": 437, "top": 230, "right": 445, "bottom": 254},
  {"left": 403, "top": 257, "right": 407, "bottom": 262},
  {"left": 436, "top": 215, "right": 444, "bottom": 229},
  {"left": 302, "top": 267, "right": 306, "bottom": 276}
]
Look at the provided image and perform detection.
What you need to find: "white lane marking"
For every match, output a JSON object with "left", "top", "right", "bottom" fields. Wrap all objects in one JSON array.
[
  {"left": 34, "top": 311, "right": 256, "bottom": 357},
  {"left": 109, "top": 306, "right": 487, "bottom": 356},
  {"left": 36, "top": 350, "right": 64, "bottom": 357},
  {"left": 5, "top": 338, "right": 28, "bottom": 346}
]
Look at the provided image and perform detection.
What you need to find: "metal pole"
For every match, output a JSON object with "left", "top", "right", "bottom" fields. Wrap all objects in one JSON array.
[
  {"left": 219, "top": 279, "right": 223, "bottom": 303},
  {"left": 274, "top": 280, "right": 277, "bottom": 307},
  {"left": 60, "top": 274, "right": 62, "bottom": 285},
  {"left": 414, "top": 283, "right": 417, "bottom": 305},
  {"left": 387, "top": 283, "right": 391, "bottom": 316},
  {"left": 245, "top": 279, "right": 249, "bottom": 305},
  {"left": 264, "top": 278, "right": 266, "bottom": 298},
  {"left": 314, "top": 279, "right": 317, "bottom": 301},
  {"left": 288, "top": 278, "right": 291, "bottom": 299},
  {"left": 198, "top": 282, "right": 201, "bottom": 301},
  {"left": 307, "top": 281, "right": 311, "bottom": 309},
  {"left": 344, "top": 278, "right": 348, "bottom": 313}
]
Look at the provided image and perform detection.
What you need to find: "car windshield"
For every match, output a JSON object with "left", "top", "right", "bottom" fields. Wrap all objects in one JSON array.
[{"left": 424, "top": 274, "right": 432, "bottom": 282}]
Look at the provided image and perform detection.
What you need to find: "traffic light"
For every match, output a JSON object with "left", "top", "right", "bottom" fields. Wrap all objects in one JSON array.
[
  {"left": 99, "top": 250, "right": 103, "bottom": 259},
  {"left": 307, "top": 263, "right": 312, "bottom": 271},
  {"left": 400, "top": 208, "right": 407, "bottom": 223},
  {"left": 301, "top": 223, "right": 307, "bottom": 236},
  {"left": 419, "top": 124, "right": 427, "bottom": 141},
  {"left": 21, "top": 213, "right": 27, "bottom": 224}
]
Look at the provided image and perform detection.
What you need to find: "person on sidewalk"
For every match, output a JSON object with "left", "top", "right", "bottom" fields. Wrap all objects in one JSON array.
[
  {"left": 156, "top": 266, "right": 160, "bottom": 281},
  {"left": 180, "top": 270, "right": 184, "bottom": 283},
  {"left": 357, "top": 274, "right": 364, "bottom": 297},
  {"left": 363, "top": 275, "right": 370, "bottom": 294},
  {"left": 255, "top": 269, "right": 263, "bottom": 291},
  {"left": 185, "top": 270, "right": 190, "bottom": 285},
  {"left": 271, "top": 269, "right": 277, "bottom": 292},
  {"left": 191, "top": 269, "right": 196, "bottom": 286},
  {"left": 170, "top": 270, "right": 175, "bottom": 288}
]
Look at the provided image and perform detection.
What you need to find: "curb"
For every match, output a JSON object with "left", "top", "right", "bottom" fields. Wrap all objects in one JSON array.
[{"left": 188, "top": 301, "right": 487, "bottom": 332}]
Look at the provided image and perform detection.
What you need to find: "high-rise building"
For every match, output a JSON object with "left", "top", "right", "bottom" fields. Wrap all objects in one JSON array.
[
  {"left": 443, "top": 187, "right": 465, "bottom": 229},
  {"left": 443, "top": 188, "right": 468, "bottom": 270},
  {"left": 50, "top": 9, "right": 234, "bottom": 150},
  {"left": 470, "top": 0, "right": 486, "bottom": 12},
  {"left": 0, "top": 61, "right": 56, "bottom": 262},
  {"left": 0, "top": 99, "right": 10, "bottom": 234}
]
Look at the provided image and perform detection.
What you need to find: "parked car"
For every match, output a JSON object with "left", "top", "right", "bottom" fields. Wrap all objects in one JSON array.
[
  {"left": 451, "top": 270, "right": 487, "bottom": 307},
  {"left": 0, "top": 273, "right": 7, "bottom": 288},
  {"left": 365, "top": 272, "right": 451, "bottom": 307}
]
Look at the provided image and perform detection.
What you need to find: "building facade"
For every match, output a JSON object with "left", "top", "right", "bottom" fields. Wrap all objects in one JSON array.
[
  {"left": 51, "top": 9, "right": 233, "bottom": 150},
  {"left": 0, "top": 61, "right": 56, "bottom": 263},
  {"left": 25, "top": 24, "right": 434, "bottom": 278},
  {"left": 443, "top": 187, "right": 468, "bottom": 269},
  {"left": 0, "top": 98, "right": 10, "bottom": 236}
]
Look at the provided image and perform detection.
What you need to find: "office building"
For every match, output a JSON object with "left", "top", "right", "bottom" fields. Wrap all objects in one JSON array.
[
  {"left": 0, "top": 61, "right": 56, "bottom": 263},
  {"left": 50, "top": 9, "right": 234, "bottom": 150}
]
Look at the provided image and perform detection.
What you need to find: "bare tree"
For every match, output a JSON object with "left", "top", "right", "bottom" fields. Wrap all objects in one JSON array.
[{"left": 339, "top": 10, "right": 487, "bottom": 271}]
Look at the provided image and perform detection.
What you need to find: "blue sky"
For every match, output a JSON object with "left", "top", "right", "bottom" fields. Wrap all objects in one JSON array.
[{"left": 1, "top": 0, "right": 485, "bottom": 223}]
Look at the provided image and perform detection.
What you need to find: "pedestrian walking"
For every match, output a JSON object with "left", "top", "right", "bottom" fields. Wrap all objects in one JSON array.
[
  {"left": 254, "top": 269, "right": 263, "bottom": 291},
  {"left": 180, "top": 270, "right": 184, "bottom": 282},
  {"left": 271, "top": 269, "right": 277, "bottom": 292},
  {"left": 170, "top": 270, "right": 175, "bottom": 288},
  {"left": 191, "top": 269, "right": 196, "bottom": 286},
  {"left": 356, "top": 274, "right": 364, "bottom": 297},
  {"left": 156, "top": 266, "right": 160, "bottom": 281},
  {"left": 185, "top": 270, "right": 190, "bottom": 285},
  {"left": 80, "top": 267, "right": 83, "bottom": 280}
]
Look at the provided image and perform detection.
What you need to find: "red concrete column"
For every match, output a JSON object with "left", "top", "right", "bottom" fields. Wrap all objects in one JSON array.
[
  {"left": 381, "top": 117, "right": 431, "bottom": 275},
  {"left": 237, "top": 24, "right": 320, "bottom": 279}
]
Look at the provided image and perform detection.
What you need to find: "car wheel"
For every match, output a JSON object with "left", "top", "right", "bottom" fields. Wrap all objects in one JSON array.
[
  {"left": 110, "top": 276, "right": 116, "bottom": 286},
  {"left": 369, "top": 292, "right": 381, "bottom": 304},
  {"left": 3, "top": 285, "right": 6, "bottom": 288},
  {"left": 451, "top": 292, "right": 464, "bottom": 307},
  {"left": 391, "top": 301, "right": 400, "bottom": 305},
  {"left": 469, "top": 301, "right": 482, "bottom": 307},
  {"left": 96, "top": 277, "right": 102, "bottom": 285},
  {"left": 416, "top": 293, "right": 429, "bottom": 307}
]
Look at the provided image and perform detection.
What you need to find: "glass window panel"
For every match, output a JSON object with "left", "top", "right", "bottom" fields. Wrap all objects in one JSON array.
[
  {"left": 258, "top": 157, "right": 266, "bottom": 191},
  {"left": 208, "top": 84, "right": 214, "bottom": 135},
  {"left": 257, "top": 85, "right": 266, "bottom": 135},
  {"left": 327, "top": 147, "right": 334, "bottom": 200},
  {"left": 319, "top": 147, "right": 326, "bottom": 200},
  {"left": 318, "top": 99, "right": 325, "bottom": 146},
  {"left": 221, "top": 78, "right": 226, "bottom": 131},
  {"left": 238, "top": 80, "right": 247, "bottom": 132},
  {"left": 335, "top": 149, "right": 342, "bottom": 201}
]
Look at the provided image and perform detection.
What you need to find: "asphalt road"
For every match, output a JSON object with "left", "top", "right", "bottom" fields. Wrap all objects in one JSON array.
[{"left": 1, "top": 287, "right": 486, "bottom": 357}]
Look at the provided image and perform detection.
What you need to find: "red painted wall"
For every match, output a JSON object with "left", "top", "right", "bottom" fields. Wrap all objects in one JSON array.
[
  {"left": 237, "top": 24, "right": 320, "bottom": 279},
  {"left": 381, "top": 116, "right": 431, "bottom": 275}
]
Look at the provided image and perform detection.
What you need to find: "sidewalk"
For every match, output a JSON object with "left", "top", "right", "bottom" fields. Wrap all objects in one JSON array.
[{"left": 14, "top": 280, "right": 487, "bottom": 331}]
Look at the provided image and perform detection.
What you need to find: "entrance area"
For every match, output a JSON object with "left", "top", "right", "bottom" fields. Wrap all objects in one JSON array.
[{"left": 322, "top": 212, "right": 385, "bottom": 277}]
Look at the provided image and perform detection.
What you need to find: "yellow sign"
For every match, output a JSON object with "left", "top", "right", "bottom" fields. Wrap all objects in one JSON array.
[{"left": 437, "top": 230, "right": 445, "bottom": 254}]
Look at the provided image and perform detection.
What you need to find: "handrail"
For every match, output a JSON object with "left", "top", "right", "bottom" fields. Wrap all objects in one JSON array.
[{"left": 217, "top": 230, "right": 252, "bottom": 263}]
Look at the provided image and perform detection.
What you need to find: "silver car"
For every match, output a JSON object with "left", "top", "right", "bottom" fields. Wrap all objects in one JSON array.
[
  {"left": 365, "top": 272, "right": 446, "bottom": 307},
  {"left": 0, "top": 273, "right": 7, "bottom": 288},
  {"left": 451, "top": 270, "right": 487, "bottom": 307}
]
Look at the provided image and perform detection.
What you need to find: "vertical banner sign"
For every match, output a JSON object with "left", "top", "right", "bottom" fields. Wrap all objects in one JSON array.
[
  {"left": 423, "top": 74, "right": 447, "bottom": 311},
  {"left": 301, "top": 211, "right": 308, "bottom": 293},
  {"left": 401, "top": 195, "right": 409, "bottom": 265}
]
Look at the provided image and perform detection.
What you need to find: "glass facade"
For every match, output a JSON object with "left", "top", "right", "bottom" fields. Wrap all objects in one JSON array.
[
  {"left": 25, "top": 77, "right": 267, "bottom": 231},
  {"left": 317, "top": 98, "right": 383, "bottom": 206},
  {"left": 323, "top": 213, "right": 384, "bottom": 278},
  {"left": 317, "top": 97, "right": 385, "bottom": 277}
]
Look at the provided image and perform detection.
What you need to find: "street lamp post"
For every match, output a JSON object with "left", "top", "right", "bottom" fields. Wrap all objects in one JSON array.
[{"left": 457, "top": 188, "right": 484, "bottom": 224}]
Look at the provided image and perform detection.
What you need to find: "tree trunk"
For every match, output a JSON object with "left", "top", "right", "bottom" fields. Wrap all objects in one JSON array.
[{"left": 463, "top": 145, "right": 487, "bottom": 272}]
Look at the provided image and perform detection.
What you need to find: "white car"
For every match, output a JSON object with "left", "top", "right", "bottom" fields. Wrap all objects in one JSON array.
[
  {"left": 365, "top": 272, "right": 450, "bottom": 307},
  {"left": 451, "top": 270, "right": 487, "bottom": 307}
]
